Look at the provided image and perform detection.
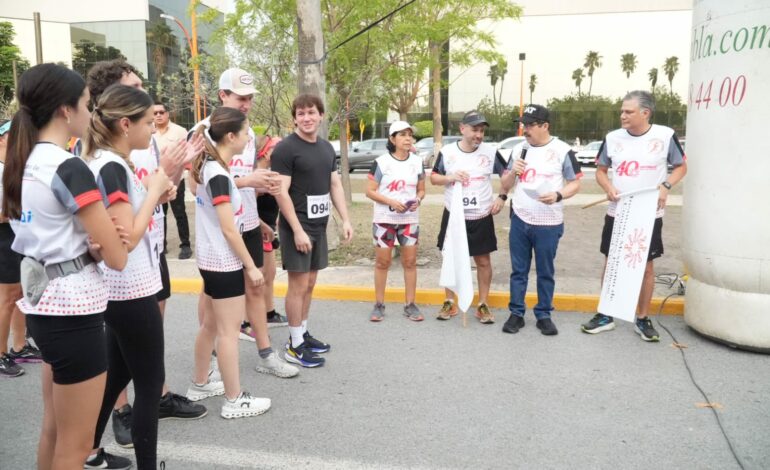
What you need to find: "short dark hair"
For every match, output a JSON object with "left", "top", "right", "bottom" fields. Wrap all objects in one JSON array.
[
  {"left": 154, "top": 100, "right": 167, "bottom": 109},
  {"left": 291, "top": 93, "right": 324, "bottom": 117},
  {"left": 86, "top": 59, "right": 140, "bottom": 108}
]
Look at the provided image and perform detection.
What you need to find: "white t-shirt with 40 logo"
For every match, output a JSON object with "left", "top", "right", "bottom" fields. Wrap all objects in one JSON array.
[{"left": 369, "top": 152, "right": 424, "bottom": 224}]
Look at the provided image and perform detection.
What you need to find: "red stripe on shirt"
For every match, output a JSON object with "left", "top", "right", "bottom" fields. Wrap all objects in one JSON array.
[
  {"left": 75, "top": 189, "right": 103, "bottom": 208},
  {"left": 212, "top": 195, "right": 231, "bottom": 206},
  {"left": 107, "top": 191, "right": 129, "bottom": 205}
]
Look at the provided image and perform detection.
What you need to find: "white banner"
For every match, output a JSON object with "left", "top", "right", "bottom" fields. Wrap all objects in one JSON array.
[
  {"left": 598, "top": 188, "right": 659, "bottom": 323},
  {"left": 439, "top": 182, "right": 473, "bottom": 313}
]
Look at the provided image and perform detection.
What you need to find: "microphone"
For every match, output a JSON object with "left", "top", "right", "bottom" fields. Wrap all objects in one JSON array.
[{"left": 516, "top": 143, "right": 530, "bottom": 177}]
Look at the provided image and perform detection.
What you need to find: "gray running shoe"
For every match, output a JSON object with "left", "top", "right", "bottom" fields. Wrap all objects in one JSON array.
[
  {"left": 403, "top": 303, "right": 424, "bottom": 322},
  {"left": 369, "top": 303, "right": 385, "bottom": 322}
]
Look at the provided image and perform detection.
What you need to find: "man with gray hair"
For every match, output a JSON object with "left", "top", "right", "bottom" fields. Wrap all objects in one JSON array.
[{"left": 581, "top": 90, "right": 687, "bottom": 341}]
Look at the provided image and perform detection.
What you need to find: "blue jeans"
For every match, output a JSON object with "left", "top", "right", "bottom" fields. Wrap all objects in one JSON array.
[{"left": 508, "top": 212, "right": 564, "bottom": 320}]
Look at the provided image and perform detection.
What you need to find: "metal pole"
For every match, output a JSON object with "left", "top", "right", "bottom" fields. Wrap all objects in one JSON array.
[
  {"left": 12, "top": 60, "right": 18, "bottom": 95},
  {"left": 190, "top": 1, "right": 201, "bottom": 122},
  {"left": 518, "top": 53, "right": 526, "bottom": 136},
  {"left": 160, "top": 12, "right": 200, "bottom": 122},
  {"left": 33, "top": 12, "right": 43, "bottom": 64}
]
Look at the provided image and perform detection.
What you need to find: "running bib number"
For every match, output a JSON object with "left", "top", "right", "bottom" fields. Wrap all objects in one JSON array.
[
  {"left": 307, "top": 193, "right": 331, "bottom": 219},
  {"left": 147, "top": 206, "right": 163, "bottom": 267},
  {"left": 462, "top": 191, "right": 480, "bottom": 209}
]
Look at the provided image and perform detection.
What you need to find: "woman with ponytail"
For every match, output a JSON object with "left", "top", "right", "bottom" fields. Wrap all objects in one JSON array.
[
  {"left": 1, "top": 63, "right": 127, "bottom": 469},
  {"left": 186, "top": 106, "right": 272, "bottom": 419},
  {"left": 83, "top": 84, "right": 174, "bottom": 469}
]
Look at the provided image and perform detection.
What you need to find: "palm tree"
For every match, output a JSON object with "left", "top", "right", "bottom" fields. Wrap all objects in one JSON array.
[
  {"left": 572, "top": 68, "right": 585, "bottom": 95},
  {"left": 496, "top": 58, "right": 508, "bottom": 110},
  {"left": 528, "top": 74, "right": 537, "bottom": 103},
  {"left": 147, "top": 22, "right": 179, "bottom": 79},
  {"left": 583, "top": 51, "right": 602, "bottom": 96},
  {"left": 620, "top": 53, "right": 637, "bottom": 80},
  {"left": 663, "top": 56, "right": 679, "bottom": 95},
  {"left": 648, "top": 68, "right": 658, "bottom": 93},
  {"left": 487, "top": 63, "right": 499, "bottom": 110}
]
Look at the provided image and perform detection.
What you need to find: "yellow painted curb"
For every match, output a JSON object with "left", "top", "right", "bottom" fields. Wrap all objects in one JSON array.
[{"left": 170, "top": 279, "right": 684, "bottom": 315}]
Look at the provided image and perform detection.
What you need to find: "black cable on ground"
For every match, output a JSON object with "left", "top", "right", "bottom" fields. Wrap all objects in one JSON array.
[{"left": 654, "top": 275, "right": 746, "bottom": 470}]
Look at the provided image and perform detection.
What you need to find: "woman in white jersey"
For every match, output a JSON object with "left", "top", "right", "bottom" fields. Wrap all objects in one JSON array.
[
  {"left": 186, "top": 107, "right": 271, "bottom": 419},
  {"left": 1, "top": 63, "right": 127, "bottom": 469},
  {"left": 83, "top": 84, "right": 174, "bottom": 469},
  {"left": 365, "top": 121, "right": 425, "bottom": 322}
]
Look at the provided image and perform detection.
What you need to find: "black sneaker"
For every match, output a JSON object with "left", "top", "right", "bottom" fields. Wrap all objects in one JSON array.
[
  {"left": 536, "top": 318, "right": 559, "bottom": 336},
  {"left": 158, "top": 392, "right": 208, "bottom": 420},
  {"left": 178, "top": 245, "right": 193, "bottom": 260},
  {"left": 303, "top": 331, "right": 330, "bottom": 353},
  {"left": 0, "top": 353, "right": 24, "bottom": 378},
  {"left": 266, "top": 310, "right": 288, "bottom": 327},
  {"left": 8, "top": 342, "right": 42, "bottom": 363},
  {"left": 83, "top": 448, "right": 132, "bottom": 469},
  {"left": 581, "top": 313, "right": 616, "bottom": 334},
  {"left": 284, "top": 341, "right": 325, "bottom": 368},
  {"left": 502, "top": 314, "right": 525, "bottom": 334},
  {"left": 635, "top": 317, "right": 660, "bottom": 342},
  {"left": 111, "top": 404, "right": 133, "bottom": 448}
]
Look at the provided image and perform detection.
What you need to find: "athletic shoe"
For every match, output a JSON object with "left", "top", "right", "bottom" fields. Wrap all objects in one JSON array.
[
  {"left": 266, "top": 310, "right": 288, "bottom": 327},
  {"left": 475, "top": 304, "right": 495, "bottom": 324},
  {"left": 8, "top": 342, "right": 42, "bottom": 363},
  {"left": 239, "top": 323, "right": 256, "bottom": 342},
  {"left": 83, "top": 448, "right": 132, "bottom": 469},
  {"left": 159, "top": 392, "right": 207, "bottom": 420},
  {"left": 303, "top": 331, "right": 330, "bottom": 353},
  {"left": 220, "top": 391, "right": 271, "bottom": 419},
  {"left": 635, "top": 317, "right": 660, "bottom": 342},
  {"left": 285, "top": 341, "right": 325, "bottom": 368},
  {"left": 178, "top": 245, "right": 193, "bottom": 260},
  {"left": 0, "top": 353, "right": 24, "bottom": 378},
  {"left": 502, "top": 314, "right": 525, "bottom": 334},
  {"left": 403, "top": 303, "right": 424, "bottom": 322},
  {"left": 436, "top": 300, "right": 458, "bottom": 320},
  {"left": 370, "top": 303, "right": 385, "bottom": 322},
  {"left": 536, "top": 318, "right": 559, "bottom": 336},
  {"left": 255, "top": 351, "right": 299, "bottom": 378},
  {"left": 186, "top": 379, "right": 225, "bottom": 402},
  {"left": 111, "top": 404, "right": 133, "bottom": 448},
  {"left": 581, "top": 313, "right": 616, "bottom": 334}
]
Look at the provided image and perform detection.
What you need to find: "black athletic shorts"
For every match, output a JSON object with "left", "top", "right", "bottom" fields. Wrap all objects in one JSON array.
[
  {"left": 242, "top": 227, "right": 264, "bottom": 269},
  {"left": 156, "top": 252, "right": 171, "bottom": 302},
  {"left": 437, "top": 209, "right": 497, "bottom": 257},
  {"left": 199, "top": 269, "right": 245, "bottom": 299},
  {"left": 0, "top": 223, "right": 22, "bottom": 284},
  {"left": 279, "top": 225, "right": 328, "bottom": 272},
  {"left": 26, "top": 312, "right": 107, "bottom": 385},
  {"left": 600, "top": 215, "right": 664, "bottom": 261}
]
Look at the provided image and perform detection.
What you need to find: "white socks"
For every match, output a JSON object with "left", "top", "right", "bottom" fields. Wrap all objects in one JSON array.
[{"left": 290, "top": 326, "right": 304, "bottom": 347}]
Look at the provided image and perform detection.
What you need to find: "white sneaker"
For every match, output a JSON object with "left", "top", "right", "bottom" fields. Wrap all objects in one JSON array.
[
  {"left": 186, "top": 379, "right": 225, "bottom": 402},
  {"left": 255, "top": 351, "right": 299, "bottom": 378},
  {"left": 220, "top": 391, "right": 271, "bottom": 419}
]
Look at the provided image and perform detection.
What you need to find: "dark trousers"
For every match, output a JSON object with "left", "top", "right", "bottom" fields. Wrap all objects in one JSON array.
[
  {"left": 93, "top": 296, "right": 165, "bottom": 470},
  {"left": 163, "top": 177, "right": 190, "bottom": 250}
]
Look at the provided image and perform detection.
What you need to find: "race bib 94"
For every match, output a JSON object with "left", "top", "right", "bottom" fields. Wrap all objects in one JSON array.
[{"left": 307, "top": 193, "right": 331, "bottom": 219}]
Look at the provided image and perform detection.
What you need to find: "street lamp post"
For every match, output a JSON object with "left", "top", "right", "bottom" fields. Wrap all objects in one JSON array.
[
  {"left": 518, "top": 52, "right": 526, "bottom": 136},
  {"left": 160, "top": 12, "right": 201, "bottom": 122}
]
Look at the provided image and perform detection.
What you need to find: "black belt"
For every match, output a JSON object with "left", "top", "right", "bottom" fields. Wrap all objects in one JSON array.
[{"left": 45, "top": 253, "right": 95, "bottom": 280}]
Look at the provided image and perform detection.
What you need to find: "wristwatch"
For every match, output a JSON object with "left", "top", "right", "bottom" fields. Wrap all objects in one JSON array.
[
  {"left": 498, "top": 194, "right": 508, "bottom": 201},
  {"left": 661, "top": 181, "right": 672, "bottom": 190}
]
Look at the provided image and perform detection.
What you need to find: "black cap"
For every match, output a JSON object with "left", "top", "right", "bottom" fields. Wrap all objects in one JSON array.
[
  {"left": 517, "top": 104, "right": 550, "bottom": 124},
  {"left": 461, "top": 110, "right": 489, "bottom": 127}
]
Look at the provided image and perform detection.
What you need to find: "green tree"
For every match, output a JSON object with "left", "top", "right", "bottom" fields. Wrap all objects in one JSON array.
[
  {"left": 147, "top": 22, "right": 179, "bottom": 79},
  {"left": 72, "top": 40, "right": 127, "bottom": 79},
  {"left": 547, "top": 93, "right": 618, "bottom": 143},
  {"left": 528, "top": 73, "right": 537, "bottom": 104},
  {"left": 620, "top": 52, "right": 637, "bottom": 89},
  {"left": 663, "top": 56, "right": 679, "bottom": 95},
  {"left": 0, "top": 22, "right": 30, "bottom": 102},
  {"left": 487, "top": 63, "right": 500, "bottom": 110},
  {"left": 496, "top": 58, "right": 508, "bottom": 111},
  {"left": 583, "top": 50, "right": 602, "bottom": 97},
  {"left": 648, "top": 67, "right": 658, "bottom": 93},
  {"left": 571, "top": 68, "right": 584, "bottom": 95}
]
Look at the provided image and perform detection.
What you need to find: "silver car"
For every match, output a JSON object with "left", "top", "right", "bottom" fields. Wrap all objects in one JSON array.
[
  {"left": 348, "top": 138, "right": 389, "bottom": 171},
  {"left": 415, "top": 136, "right": 462, "bottom": 168}
]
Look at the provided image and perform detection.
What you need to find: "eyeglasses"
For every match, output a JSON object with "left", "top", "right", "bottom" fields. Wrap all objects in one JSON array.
[
  {"left": 154, "top": 110, "right": 167, "bottom": 116},
  {"left": 522, "top": 121, "right": 544, "bottom": 128}
]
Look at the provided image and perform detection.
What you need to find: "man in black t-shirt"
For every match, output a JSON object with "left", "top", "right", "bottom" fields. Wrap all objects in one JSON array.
[{"left": 272, "top": 94, "right": 353, "bottom": 368}]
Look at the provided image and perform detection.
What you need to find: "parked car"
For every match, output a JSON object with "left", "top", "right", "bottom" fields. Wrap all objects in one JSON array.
[
  {"left": 497, "top": 136, "right": 526, "bottom": 163},
  {"left": 415, "top": 136, "right": 462, "bottom": 168},
  {"left": 348, "top": 138, "right": 388, "bottom": 171},
  {"left": 575, "top": 140, "right": 603, "bottom": 166},
  {"left": 328, "top": 139, "right": 352, "bottom": 164}
]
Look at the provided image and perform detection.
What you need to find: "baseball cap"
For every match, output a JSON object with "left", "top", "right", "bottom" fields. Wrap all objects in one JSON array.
[
  {"left": 388, "top": 121, "right": 416, "bottom": 135},
  {"left": 517, "top": 104, "right": 550, "bottom": 124},
  {"left": 218, "top": 68, "right": 256, "bottom": 96},
  {"left": 461, "top": 110, "right": 489, "bottom": 127}
]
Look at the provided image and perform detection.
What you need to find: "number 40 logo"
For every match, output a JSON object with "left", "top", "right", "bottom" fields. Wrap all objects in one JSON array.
[{"left": 616, "top": 160, "right": 640, "bottom": 177}]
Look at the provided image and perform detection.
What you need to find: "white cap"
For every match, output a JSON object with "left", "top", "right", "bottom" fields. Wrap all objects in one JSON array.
[
  {"left": 218, "top": 68, "right": 256, "bottom": 96},
  {"left": 388, "top": 121, "right": 416, "bottom": 136}
]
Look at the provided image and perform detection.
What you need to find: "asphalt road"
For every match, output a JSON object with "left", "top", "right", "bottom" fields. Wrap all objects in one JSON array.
[{"left": 2, "top": 296, "right": 769, "bottom": 469}]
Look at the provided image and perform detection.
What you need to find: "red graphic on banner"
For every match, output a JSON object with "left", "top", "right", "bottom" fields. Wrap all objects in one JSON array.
[{"left": 623, "top": 228, "right": 648, "bottom": 269}]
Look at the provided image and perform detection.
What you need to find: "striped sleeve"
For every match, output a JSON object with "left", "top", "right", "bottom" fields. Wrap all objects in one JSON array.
[
  {"left": 51, "top": 157, "right": 102, "bottom": 214},
  {"left": 207, "top": 175, "right": 232, "bottom": 206},
  {"left": 96, "top": 161, "right": 130, "bottom": 207},
  {"left": 563, "top": 150, "right": 583, "bottom": 181}
]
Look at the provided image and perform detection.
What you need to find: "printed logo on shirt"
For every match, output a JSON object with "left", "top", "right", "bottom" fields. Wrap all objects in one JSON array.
[
  {"left": 520, "top": 168, "right": 537, "bottom": 183},
  {"left": 196, "top": 196, "right": 204, "bottom": 206},
  {"left": 546, "top": 149, "right": 559, "bottom": 164},
  {"left": 136, "top": 168, "right": 149, "bottom": 180},
  {"left": 386, "top": 179, "right": 406, "bottom": 192},
  {"left": 18, "top": 210, "right": 33, "bottom": 223},
  {"left": 616, "top": 160, "right": 640, "bottom": 177},
  {"left": 613, "top": 142, "right": 624, "bottom": 154},
  {"left": 647, "top": 138, "right": 664, "bottom": 154},
  {"left": 477, "top": 155, "right": 491, "bottom": 168}
]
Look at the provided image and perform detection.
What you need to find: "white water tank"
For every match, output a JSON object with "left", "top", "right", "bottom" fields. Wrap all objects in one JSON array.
[{"left": 684, "top": 0, "right": 770, "bottom": 351}]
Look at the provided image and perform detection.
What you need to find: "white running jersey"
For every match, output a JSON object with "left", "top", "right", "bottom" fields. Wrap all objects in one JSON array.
[
  {"left": 11, "top": 143, "right": 109, "bottom": 315},
  {"left": 192, "top": 117, "right": 260, "bottom": 231},
  {"left": 598, "top": 125, "right": 685, "bottom": 218},
  {"left": 195, "top": 159, "right": 244, "bottom": 272},
  {"left": 509, "top": 138, "right": 582, "bottom": 226},
  {"left": 130, "top": 136, "right": 166, "bottom": 254},
  {"left": 89, "top": 150, "right": 162, "bottom": 300},
  {"left": 368, "top": 153, "right": 424, "bottom": 224},
  {"left": 433, "top": 142, "right": 506, "bottom": 220}
]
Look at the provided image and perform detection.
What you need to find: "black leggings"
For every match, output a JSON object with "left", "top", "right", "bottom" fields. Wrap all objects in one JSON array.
[{"left": 93, "top": 296, "right": 165, "bottom": 470}]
